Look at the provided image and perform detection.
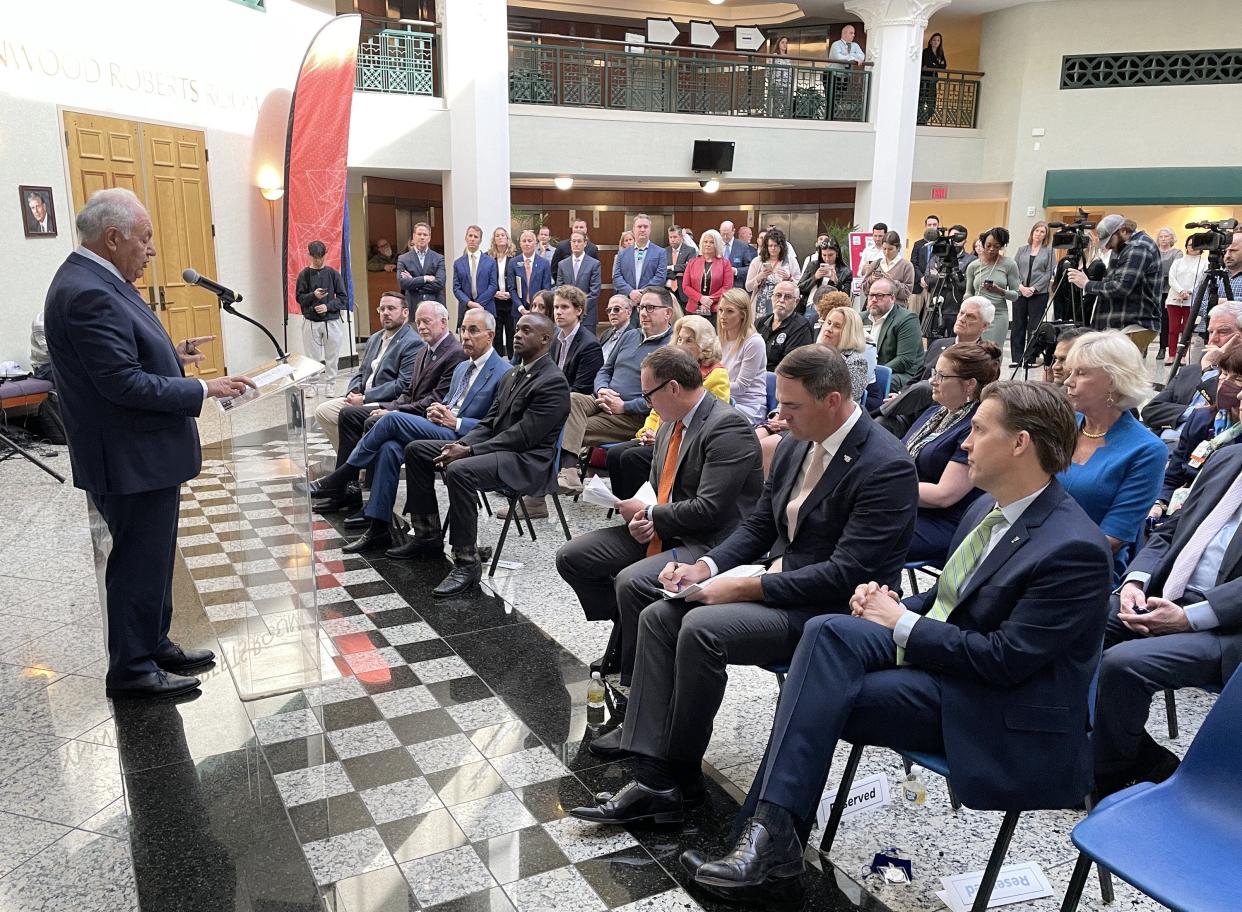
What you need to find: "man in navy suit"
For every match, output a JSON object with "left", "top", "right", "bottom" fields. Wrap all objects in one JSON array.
[
  {"left": 613, "top": 214, "right": 668, "bottom": 306},
  {"left": 44, "top": 188, "right": 255, "bottom": 698},
  {"left": 504, "top": 230, "right": 552, "bottom": 356},
  {"left": 398, "top": 222, "right": 446, "bottom": 307},
  {"left": 451, "top": 225, "right": 498, "bottom": 327},
  {"left": 664, "top": 225, "right": 695, "bottom": 305},
  {"left": 555, "top": 230, "right": 602, "bottom": 328},
  {"left": 678, "top": 381, "right": 1111, "bottom": 904},
  {"left": 720, "top": 220, "right": 755, "bottom": 289},
  {"left": 317, "top": 309, "right": 513, "bottom": 554},
  {"left": 572, "top": 346, "right": 919, "bottom": 822},
  {"left": 550, "top": 218, "right": 600, "bottom": 278}
]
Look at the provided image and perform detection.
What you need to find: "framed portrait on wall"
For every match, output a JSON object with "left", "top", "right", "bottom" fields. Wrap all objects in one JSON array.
[{"left": 19, "top": 186, "right": 57, "bottom": 238}]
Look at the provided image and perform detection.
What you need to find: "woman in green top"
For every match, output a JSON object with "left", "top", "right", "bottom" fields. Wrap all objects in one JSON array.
[{"left": 964, "top": 226, "right": 1020, "bottom": 347}]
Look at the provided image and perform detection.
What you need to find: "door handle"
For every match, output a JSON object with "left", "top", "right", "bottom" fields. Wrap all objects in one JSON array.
[
  {"left": 146, "top": 285, "right": 158, "bottom": 313},
  {"left": 158, "top": 287, "right": 167, "bottom": 311}
]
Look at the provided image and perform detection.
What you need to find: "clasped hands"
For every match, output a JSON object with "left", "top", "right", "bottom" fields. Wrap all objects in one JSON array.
[
  {"left": 425, "top": 402, "right": 458, "bottom": 429},
  {"left": 1117, "top": 582, "right": 1190, "bottom": 636},
  {"left": 595, "top": 388, "right": 625, "bottom": 415},
  {"left": 850, "top": 582, "right": 905, "bottom": 628}
]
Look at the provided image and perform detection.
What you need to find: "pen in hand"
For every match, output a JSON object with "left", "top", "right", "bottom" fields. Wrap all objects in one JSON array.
[{"left": 671, "top": 548, "right": 681, "bottom": 592}]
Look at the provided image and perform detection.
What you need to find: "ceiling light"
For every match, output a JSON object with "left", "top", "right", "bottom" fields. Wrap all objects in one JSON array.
[
  {"left": 708, "top": 0, "right": 725, "bottom": 4},
  {"left": 700, "top": 178, "right": 720, "bottom": 193},
  {"left": 554, "top": 176, "right": 574, "bottom": 191}
]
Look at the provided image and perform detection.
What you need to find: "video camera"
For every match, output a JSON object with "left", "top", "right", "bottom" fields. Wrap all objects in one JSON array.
[
  {"left": 1049, "top": 209, "right": 1095, "bottom": 268},
  {"left": 929, "top": 225, "right": 968, "bottom": 271},
  {"left": 1185, "top": 218, "right": 1237, "bottom": 258}
]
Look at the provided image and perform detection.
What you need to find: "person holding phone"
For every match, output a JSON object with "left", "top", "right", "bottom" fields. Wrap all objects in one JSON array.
[{"left": 964, "top": 227, "right": 1020, "bottom": 347}]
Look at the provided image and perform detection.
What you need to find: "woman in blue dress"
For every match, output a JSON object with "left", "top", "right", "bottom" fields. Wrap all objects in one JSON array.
[{"left": 901, "top": 340, "right": 1002, "bottom": 566}]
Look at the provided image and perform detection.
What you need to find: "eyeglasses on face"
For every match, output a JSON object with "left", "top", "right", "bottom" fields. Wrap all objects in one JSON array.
[
  {"left": 772, "top": 292, "right": 799, "bottom": 301},
  {"left": 641, "top": 377, "right": 674, "bottom": 404},
  {"left": 606, "top": 306, "right": 627, "bottom": 314},
  {"left": 930, "top": 370, "right": 964, "bottom": 382},
  {"left": 867, "top": 292, "right": 893, "bottom": 300},
  {"left": 638, "top": 304, "right": 672, "bottom": 314}
]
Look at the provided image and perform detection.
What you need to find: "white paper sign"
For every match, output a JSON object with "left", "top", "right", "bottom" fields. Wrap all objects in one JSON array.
[
  {"left": 936, "top": 861, "right": 1054, "bottom": 912},
  {"left": 815, "top": 772, "right": 891, "bottom": 830}
]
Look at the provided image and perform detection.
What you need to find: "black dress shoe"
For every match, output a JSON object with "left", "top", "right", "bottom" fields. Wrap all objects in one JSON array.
[
  {"left": 154, "top": 644, "right": 215, "bottom": 673},
  {"left": 596, "top": 778, "right": 706, "bottom": 809},
  {"left": 587, "top": 724, "right": 630, "bottom": 760},
  {"left": 680, "top": 849, "right": 709, "bottom": 877},
  {"left": 385, "top": 537, "right": 445, "bottom": 560},
  {"left": 343, "top": 510, "right": 370, "bottom": 530},
  {"left": 570, "top": 780, "right": 686, "bottom": 825},
  {"left": 342, "top": 527, "right": 393, "bottom": 554},
  {"left": 433, "top": 562, "right": 482, "bottom": 597},
  {"left": 106, "top": 670, "right": 201, "bottom": 699},
  {"left": 694, "top": 818, "right": 804, "bottom": 890}
]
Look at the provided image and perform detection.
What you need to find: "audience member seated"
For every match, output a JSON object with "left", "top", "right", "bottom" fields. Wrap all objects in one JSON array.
[
  {"left": 1093, "top": 444, "right": 1242, "bottom": 800},
  {"left": 817, "top": 305, "right": 874, "bottom": 403},
  {"left": 607, "top": 316, "right": 731, "bottom": 500},
  {"left": 313, "top": 292, "right": 419, "bottom": 455},
  {"left": 570, "top": 346, "right": 918, "bottom": 825},
  {"left": 555, "top": 347, "right": 763, "bottom": 702},
  {"left": 523, "top": 288, "right": 553, "bottom": 319},
  {"left": 557, "top": 287, "right": 677, "bottom": 495},
  {"left": 718, "top": 288, "right": 769, "bottom": 425},
  {"left": 396, "top": 314, "right": 570, "bottom": 596},
  {"left": 1141, "top": 301, "right": 1242, "bottom": 442},
  {"left": 877, "top": 295, "right": 994, "bottom": 436},
  {"left": 313, "top": 301, "right": 465, "bottom": 514},
  {"left": 811, "top": 289, "right": 853, "bottom": 333},
  {"left": 312, "top": 310, "right": 511, "bottom": 554},
  {"left": 866, "top": 277, "right": 923, "bottom": 393},
  {"left": 682, "top": 229, "right": 731, "bottom": 324},
  {"left": 555, "top": 230, "right": 602, "bottom": 329},
  {"left": 679, "top": 382, "right": 1110, "bottom": 903},
  {"left": 551, "top": 285, "right": 604, "bottom": 395},
  {"left": 1061, "top": 331, "right": 1167, "bottom": 580},
  {"left": 798, "top": 239, "right": 852, "bottom": 316},
  {"left": 451, "top": 224, "right": 498, "bottom": 326},
  {"left": 757, "top": 281, "right": 814, "bottom": 371},
  {"left": 1041, "top": 325, "right": 1092, "bottom": 385},
  {"left": 599, "top": 295, "right": 633, "bottom": 363},
  {"left": 1150, "top": 346, "right": 1242, "bottom": 521},
  {"left": 860, "top": 231, "right": 915, "bottom": 305},
  {"left": 902, "top": 341, "right": 1001, "bottom": 566}
]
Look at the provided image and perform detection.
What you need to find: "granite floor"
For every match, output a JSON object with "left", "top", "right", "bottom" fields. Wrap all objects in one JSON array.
[{"left": 0, "top": 381, "right": 1204, "bottom": 912}]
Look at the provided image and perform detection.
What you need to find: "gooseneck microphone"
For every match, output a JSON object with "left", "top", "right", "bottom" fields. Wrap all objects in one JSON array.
[{"left": 182, "top": 268, "right": 243, "bottom": 304}]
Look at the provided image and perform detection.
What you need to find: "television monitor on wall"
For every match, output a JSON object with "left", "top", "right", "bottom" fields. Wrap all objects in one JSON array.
[{"left": 692, "top": 140, "right": 735, "bottom": 173}]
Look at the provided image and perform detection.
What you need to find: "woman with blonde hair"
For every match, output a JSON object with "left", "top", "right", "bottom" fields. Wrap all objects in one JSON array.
[
  {"left": 618, "top": 230, "right": 635, "bottom": 251},
  {"left": 817, "top": 305, "right": 871, "bottom": 404},
  {"left": 683, "top": 229, "right": 732, "bottom": 323},
  {"left": 488, "top": 226, "right": 517, "bottom": 354},
  {"left": 1061, "top": 330, "right": 1166, "bottom": 580},
  {"left": 717, "top": 288, "right": 768, "bottom": 423}
]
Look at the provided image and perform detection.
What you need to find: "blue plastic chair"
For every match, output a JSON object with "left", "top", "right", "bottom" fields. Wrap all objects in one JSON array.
[
  {"left": 867, "top": 364, "right": 892, "bottom": 401},
  {"left": 487, "top": 428, "right": 572, "bottom": 577},
  {"left": 1060, "top": 671, "right": 1240, "bottom": 912},
  {"left": 765, "top": 371, "right": 778, "bottom": 415}
]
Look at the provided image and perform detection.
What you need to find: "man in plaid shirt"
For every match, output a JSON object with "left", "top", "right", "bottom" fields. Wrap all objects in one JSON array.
[{"left": 1068, "top": 214, "right": 1163, "bottom": 353}]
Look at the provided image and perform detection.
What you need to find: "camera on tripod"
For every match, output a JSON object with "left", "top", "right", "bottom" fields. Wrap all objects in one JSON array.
[
  {"left": 1049, "top": 209, "right": 1096, "bottom": 268},
  {"left": 929, "top": 226, "right": 967, "bottom": 270},
  {"left": 1185, "top": 218, "right": 1238, "bottom": 257}
]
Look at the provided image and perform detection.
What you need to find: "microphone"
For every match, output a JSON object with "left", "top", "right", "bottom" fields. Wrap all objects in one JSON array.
[
  {"left": 922, "top": 227, "right": 940, "bottom": 243},
  {"left": 183, "top": 268, "right": 243, "bottom": 303}
]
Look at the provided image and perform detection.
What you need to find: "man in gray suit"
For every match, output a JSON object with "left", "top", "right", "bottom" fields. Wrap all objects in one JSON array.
[
  {"left": 398, "top": 221, "right": 446, "bottom": 306},
  {"left": 556, "top": 230, "right": 602, "bottom": 329},
  {"left": 556, "top": 347, "right": 763, "bottom": 696}
]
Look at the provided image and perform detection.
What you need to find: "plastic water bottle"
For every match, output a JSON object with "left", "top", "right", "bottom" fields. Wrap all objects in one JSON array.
[
  {"left": 901, "top": 773, "right": 926, "bottom": 807},
  {"left": 586, "top": 672, "right": 606, "bottom": 727}
]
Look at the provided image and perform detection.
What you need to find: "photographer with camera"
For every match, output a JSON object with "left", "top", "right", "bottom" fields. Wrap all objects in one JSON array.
[
  {"left": 920, "top": 223, "right": 969, "bottom": 339},
  {"left": 1067, "top": 214, "right": 1162, "bottom": 355}
]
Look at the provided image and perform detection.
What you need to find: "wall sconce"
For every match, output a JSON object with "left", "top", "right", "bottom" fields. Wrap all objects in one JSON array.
[
  {"left": 554, "top": 176, "right": 574, "bottom": 191},
  {"left": 700, "top": 178, "right": 721, "bottom": 193},
  {"left": 260, "top": 185, "right": 285, "bottom": 201}
]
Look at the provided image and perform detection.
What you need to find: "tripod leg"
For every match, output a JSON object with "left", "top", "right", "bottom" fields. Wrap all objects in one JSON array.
[{"left": 0, "top": 429, "right": 66, "bottom": 483}]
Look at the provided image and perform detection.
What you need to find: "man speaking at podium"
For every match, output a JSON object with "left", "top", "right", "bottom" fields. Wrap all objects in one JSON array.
[{"left": 45, "top": 188, "right": 255, "bottom": 699}]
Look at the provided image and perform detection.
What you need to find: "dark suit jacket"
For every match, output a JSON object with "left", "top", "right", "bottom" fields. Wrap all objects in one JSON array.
[
  {"left": 451, "top": 252, "right": 499, "bottom": 318},
  {"left": 1141, "top": 362, "right": 1217, "bottom": 433},
  {"left": 1129, "top": 445, "right": 1242, "bottom": 678},
  {"left": 1158, "top": 407, "right": 1240, "bottom": 503},
  {"left": 649, "top": 394, "right": 763, "bottom": 551},
  {"left": 874, "top": 305, "right": 924, "bottom": 391},
  {"left": 551, "top": 327, "right": 604, "bottom": 395},
  {"left": 550, "top": 237, "right": 600, "bottom": 278},
  {"left": 398, "top": 248, "right": 446, "bottom": 306},
  {"left": 706, "top": 409, "right": 918, "bottom": 619},
  {"left": 462, "top": 354, "right": 571, "bottom": 493},
  {"left": 722, "top": 238, "right": 756, "bottom": 288},
  {"left": 556, "top": 255, "right": 602, "bottom": 327},
  {"left": 911, "top": 238, "right": 936, "bottom": 288},
  {"left": 388, "top": 333, "right": 467, "bottom": 416},
  {"left": 442, "top": 351, "right": 513, "bottom": 437},
  {"left": 664, "top": 244, "right": 695, "bottom": 302},
  {"left": 902, "top": 482, "right": 1112, "bottom": 810},
  {"left": 348, "top": 323, "right": 422, "bottom": 404},
  {"left": 44, "top": 252, "right": 202, "bottom": 495},
  {"left": 508, "top": 255, "right": 553, "bottom": 313}
]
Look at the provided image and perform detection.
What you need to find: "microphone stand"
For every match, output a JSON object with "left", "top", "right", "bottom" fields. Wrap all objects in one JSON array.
[{"left": 216, "top": 293, "right": 288, "bottom": 362}]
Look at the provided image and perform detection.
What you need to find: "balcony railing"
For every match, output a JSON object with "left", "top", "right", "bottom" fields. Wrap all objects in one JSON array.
[
  {"left": 507, "top": 34, "right": 872, "bottom": 123},
  {"left": 355, "top": 17, "right": 439, "bottom": 97},
  {"left": 917, "top": 69, "right": 983, "bottom": 128}
]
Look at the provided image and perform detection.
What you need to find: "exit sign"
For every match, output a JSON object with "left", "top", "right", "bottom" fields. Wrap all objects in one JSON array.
[{"left": 931, "top": 186, "right": 949, "bottom": 200}]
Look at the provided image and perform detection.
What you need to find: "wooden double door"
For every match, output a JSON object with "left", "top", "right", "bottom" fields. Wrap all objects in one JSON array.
[{"left": 63, "top": 111, "right": 226, "bottom": 379}]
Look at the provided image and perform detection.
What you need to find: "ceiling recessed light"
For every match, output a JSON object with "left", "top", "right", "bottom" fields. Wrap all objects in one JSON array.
[
  {"left": 554, "top": 176, "right": 574, "bottom": 191},
  {"left": 708, "top": 0, "right": 725, "bottom": 5}
]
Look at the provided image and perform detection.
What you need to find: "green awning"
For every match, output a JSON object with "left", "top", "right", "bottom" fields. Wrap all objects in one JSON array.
[{"left": 1044, "top": 168, "right": 1242, "bottom": 207}]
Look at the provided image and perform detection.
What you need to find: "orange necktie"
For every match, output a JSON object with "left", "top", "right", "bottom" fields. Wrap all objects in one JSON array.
[{"left": 647, "top": 420, "right": 684, "bottom": 557}]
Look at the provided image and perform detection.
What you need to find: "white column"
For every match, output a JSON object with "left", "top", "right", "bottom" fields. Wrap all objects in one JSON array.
[
  {"left": 437, "top": 0, "right": 511, "bottom": 324},
  {"left": 847, "top": 0, "right": 950, "bottom": 238}
]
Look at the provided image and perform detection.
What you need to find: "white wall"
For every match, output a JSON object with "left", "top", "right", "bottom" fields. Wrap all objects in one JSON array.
[
  {"left": 976, "top": 0, "right": 1242, "bottom": 239},
  {"left": 0, "top": 0, "right": 336, "bottom": 368},
  {"left": 349, "top": 93, "right": 451, "bottom": 172}
]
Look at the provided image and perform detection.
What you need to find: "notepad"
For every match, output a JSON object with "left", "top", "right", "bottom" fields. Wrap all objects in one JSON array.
[
  {"left": 581, "top": 476, "right": 657, "bottom": 509},
  {"left": 661, "top": 564, "right": 767, "bottom": 599}
]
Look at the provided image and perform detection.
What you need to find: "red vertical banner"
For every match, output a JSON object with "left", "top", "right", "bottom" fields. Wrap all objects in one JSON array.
[{"left": 283, "top": 14, "right": 362, "bottom": 317}]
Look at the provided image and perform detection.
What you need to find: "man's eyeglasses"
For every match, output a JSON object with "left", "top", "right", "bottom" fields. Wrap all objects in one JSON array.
[
  {"left": 606, "top": 306, "right": 628, "bottom": 314},
  {"left": 867, "top": 292, "right": 894, "bottom": 300},
  {"left": 638, "top": 304, "right": 672, "bottom": 314},
  {"left": 772, "top": 292, "right": 799, "bottom": 301},
  {"left": 641, "top": 377, "right": 674, "bottom": 404},
  {"left": 929, "top": 370, "right": 964, "bottom": 382}
]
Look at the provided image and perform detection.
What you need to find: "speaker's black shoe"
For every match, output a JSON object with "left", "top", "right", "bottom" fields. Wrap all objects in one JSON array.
[
  {"left": 433, "top": 562, "right": 482, "bottom": 597},
  {"left": 106, "top": 670, "right": 201, "bottom": 699},
  {"left": 153, "top": 644, "right": 215, "bottom": 673},
  {"left": 693, "top": 818, "right": 805, "bottom": 890},
  {"left": 384, "top": 537, "right": 445, "bottom": 560},
  {"left": 343, "top": 527, "right": 393, "bottom": 554},
  {"left": 569, "top": 780, "right": 685, "bottom": 825},
  {"left": 587, "top": 724, "right": 630, "bottom": 760}
]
